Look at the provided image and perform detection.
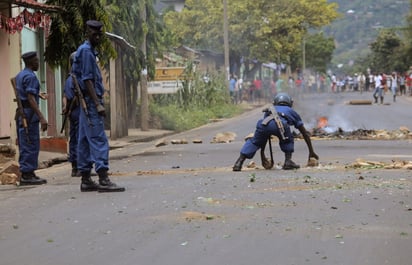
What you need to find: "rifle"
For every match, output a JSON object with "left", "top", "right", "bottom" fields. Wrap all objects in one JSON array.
[
  {"left": 60, "top": 95, "right": 77, "bottom": 134},
  {"left": 70, "top": 73, "right": 91, "bottom": 126},
  {"left": 10, "top": 77, "right": 31, "bottom": 144}
]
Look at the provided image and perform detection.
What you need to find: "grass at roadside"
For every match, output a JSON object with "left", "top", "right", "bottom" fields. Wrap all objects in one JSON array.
[{"left": 150, "top": 102, "right": 248, "bottom": 132}]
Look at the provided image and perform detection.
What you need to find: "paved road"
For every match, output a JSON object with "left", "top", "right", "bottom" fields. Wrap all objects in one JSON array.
[{"left": 0, "top": 91, "right": 411, "bottom": 265}]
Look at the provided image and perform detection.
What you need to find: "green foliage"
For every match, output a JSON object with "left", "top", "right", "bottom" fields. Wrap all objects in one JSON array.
[
  {"left": 45, "top": 0, "right": 115, "bottom": 69},
  {"left": 305, "top": 33, "right": 335, "bottom": 73},
  {"left": 148, "top": 69, "right": 240, "bottom": 132},
  {"left": 368, "top": 29, "right": 402, "bottom": 72},
  {"left": 324, "top": 0, "right": 410, "bottom": 70},
  {"left": 348, "top": 1, "right": 412, "bottom": 74},
  {"left": 149, "top": 103, "right": 241, "bottom": 132},
  {"left": 290, "top": 31, "right": 335, "bottom": 73},
  {"left": 174, "top": 62, "right": 230, "bottom": 110},
  {"left": 163, "top": 0, "right": 339, "bottom": 65}
]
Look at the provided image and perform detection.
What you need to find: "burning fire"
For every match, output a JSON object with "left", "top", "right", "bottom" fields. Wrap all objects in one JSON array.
[{"left": 317, "top": 116, "right": 328, "bottom": 129}]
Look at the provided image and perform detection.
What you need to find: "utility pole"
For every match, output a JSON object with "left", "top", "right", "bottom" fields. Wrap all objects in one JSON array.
[
  {"left": 140, "top": 0, "right": 149, "bottom": 131},
  {"left": 223, "top": 0, "right": 230, "bottom": 88},
  {"left": 302, "top": 36, "right": 306, "bottom": 75}
]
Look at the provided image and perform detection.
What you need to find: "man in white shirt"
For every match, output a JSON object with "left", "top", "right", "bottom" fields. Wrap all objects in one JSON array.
[{"left": 372, "top": 73, "right": 384, "bottom": 104}]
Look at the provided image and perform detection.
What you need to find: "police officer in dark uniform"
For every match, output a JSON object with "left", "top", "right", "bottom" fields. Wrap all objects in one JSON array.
[
  {"left": 233, "top": 93, "right": 319, "bottom": 171},
  {"left": 72, "top": 20, "right": 125, "bottom": 192},
  {"left": 15, "top": 51, "right": 48, "bottom": 185},
  {"left": 62, "top": 52, "right": 80, "bottom": 177}
]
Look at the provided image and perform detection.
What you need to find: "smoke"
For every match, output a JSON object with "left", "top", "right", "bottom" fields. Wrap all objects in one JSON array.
[
  {"left": 324, "top": 109, "right": 357, "bottom": 132},
  {"left": 294, "top": 93, "right": 358, "bottom": 132}
]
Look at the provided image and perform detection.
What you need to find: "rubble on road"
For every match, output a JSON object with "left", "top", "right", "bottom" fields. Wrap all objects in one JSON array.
[
  {"left": 210, "top": 132, "right": 236, "bottom": 143},
  {"left": 309, "top": 127, "right": 412, "bottom": 140},
  {"left": 170, "top": 139, "right": 189, "bottom": 144},
  {"left": 348, "top": 158, "right": 412, "bottom": 170},
  {"left": 0, "top": 143, "right": 15, "bottom": 163},
  {"left": 347, "top": 100, "right": 372, "bottom": 105},
  {"left": 0, "top": 161, "right": 19, "bottom": 185}
]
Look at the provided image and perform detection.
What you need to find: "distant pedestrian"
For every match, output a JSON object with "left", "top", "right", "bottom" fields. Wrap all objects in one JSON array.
[
  {"left": 399, "top": 74, "right": 406, "bottom": 95},
  {"left": 253, "top": 77, "right": 262, "bottom": 103},
  {"left": 358, "top": 73, "right": 366, "bottom": 93},
  {"left": 229, "top": 74, "right": 236, "bottom": 103},
  {"left": 390, "top": 72, "right": 398, "bottom": 102},
  {"left": 237, "top": 77, "right": 243, "bottom": 103},
  {"left": 372, "top": 73, "right": 384, "bottom": 104},
  {"left": 331, "top": 73, "right": 337, "bottom": 93},
  {"left": 275, "top": 78, "right": 284, "bottom": 93},
  {"left": 406, "top": 72, "right": 412, "bottom": 95}
]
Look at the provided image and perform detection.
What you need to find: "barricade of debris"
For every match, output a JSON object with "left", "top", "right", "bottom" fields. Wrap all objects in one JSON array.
[{"left": 308, "top": 126, "right": 412, "bottom": 140}]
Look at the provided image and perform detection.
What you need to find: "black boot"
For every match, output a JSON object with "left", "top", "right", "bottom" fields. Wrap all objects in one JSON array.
[
  {"left": 233, "top": 154, "right": 246, "bottom": 171},
  {"left": 393, "top": 95, "right": 396, "bottom": 102},
  {"left": 71, "top": 162, "right": 80, "bottom": 177},
  {"left": 380, "top": 96, "right": 384, "bottom": 104},
  {"left": 97, "top": 169, "right": 125, "bottom": 192},
  {"left": 80, "top": 171, "right": 100, "bottom": 192},
  {"left": 283, "top": 153, "right": 300, "bottom": 170},
  {"left": 373, "top": 95, "right": 378, "bottom": 103},
  {"left": 19, "top": 172, "right": 47, "bottom": 186}
]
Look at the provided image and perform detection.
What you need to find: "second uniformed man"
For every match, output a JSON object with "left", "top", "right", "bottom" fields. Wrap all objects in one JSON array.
[{"left": 72, "top": 20, "right": 125, "bottom": 192}]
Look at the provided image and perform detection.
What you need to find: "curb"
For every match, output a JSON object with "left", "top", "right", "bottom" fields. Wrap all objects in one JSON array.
[{"left": 38, "top": 131, "right": 176, "bottom": 169}]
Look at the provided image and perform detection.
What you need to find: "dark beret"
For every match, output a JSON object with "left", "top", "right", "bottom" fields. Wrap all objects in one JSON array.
[
  {"left": 86, "top": 20, "right": 103, "bottom": 31},
  {"left": 21, "top": 51, "right": 37, "bottom": 60}
]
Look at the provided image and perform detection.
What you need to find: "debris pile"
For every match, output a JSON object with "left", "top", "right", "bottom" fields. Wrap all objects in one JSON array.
[
  {"left": 349, "top": 158, "right": 412, "bottom": 170},
  {"left": 309, "top": 127, "right": 412, "bottom": 140},
  {"left": 0, "top": 161, "right": 19, "bottom": 185},
  {"left": 310, "top": 116, "right": 411, "bottom": 140}
]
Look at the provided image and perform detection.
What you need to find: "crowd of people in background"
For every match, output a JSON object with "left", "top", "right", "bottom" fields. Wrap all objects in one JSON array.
[{"left": 229, "top": 66, "right": 412, "bottom": 105}]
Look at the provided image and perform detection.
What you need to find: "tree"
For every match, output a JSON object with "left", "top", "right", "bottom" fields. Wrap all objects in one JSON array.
[
  {"left": 294, "top": 32, "right": 335, "bottom": 73},
  {"left": 46, "top": 0, "right": 164, "bottom": 129},
  {"left": 163, "top": 0, "right": 339, "bottom": 76},
  {"left": 45, "top": 0, "right": 115, "bottom": 70},
  {"left": 369, "top": 29, "right": 401, "bottom": 73},
  {"left": 401, "top": 0, "right": 412, "bottom": 68},
  {"left": 103, "top": 0, "right": 164, "bottom": 129}
]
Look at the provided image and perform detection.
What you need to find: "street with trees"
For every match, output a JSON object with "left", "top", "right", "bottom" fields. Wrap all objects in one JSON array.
[
  {"left": 42, "top": 0, "right": 342, "bottom": 131},
  {"left": 163, "top": 0, "right": 339, "bottom": 78}
]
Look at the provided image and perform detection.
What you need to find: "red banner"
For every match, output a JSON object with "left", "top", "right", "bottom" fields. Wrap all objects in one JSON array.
[{"left": 0, "top": 8, "right": 51, "bottom": 34}]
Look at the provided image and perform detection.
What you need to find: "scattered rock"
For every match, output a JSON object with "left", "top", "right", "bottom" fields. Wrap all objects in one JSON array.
[
  {"left": 0, "top": 173, "right": 18, "bottom": 185},
  {"left": 307, "top": 157, "right": 319, "bottom": 167},
  {"left": 170, "top": 139, "right": 188, "bottom": 144},
  {"left": 0, "top": 160, "right": 20, "bottom": 176},
  {"left": 155, "top": 139, "right": 168, "bottom": 147},
  {"left": 0, "top": 161, "right": 20, "bottom": 185},
  {"left": 210, "top": 132, "right": 236, "bottom": 143},
  {"left": 246, "top": 161, "right": 256, "bottom": 168},
  {"left": 348, "top": 100, "right": 373, "bottom": 105},
  {"left": 348, "top": 158, "right": 412, "bottom": 170},
  {"left": 0, "top": 143, "right": 16, "bottom": 156},
  {"left": 192, "top": 139, "right": 203, "bottom": 144}
]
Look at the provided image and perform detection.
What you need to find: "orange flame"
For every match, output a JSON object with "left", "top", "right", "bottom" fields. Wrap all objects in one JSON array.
[{"left": 317, "top": 116, "right": 328, "bottom": 129}]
